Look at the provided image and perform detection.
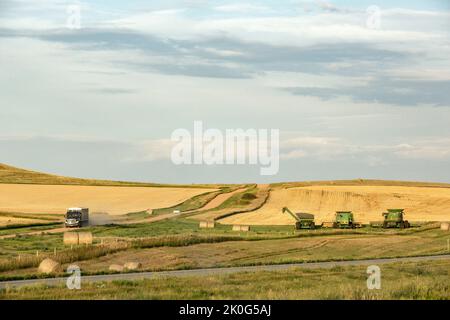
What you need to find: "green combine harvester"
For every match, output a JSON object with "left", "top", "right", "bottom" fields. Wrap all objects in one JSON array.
[
  {"left": 371, "top": 209, "right": 410, "bottom": 229},
  {"left": 282, "top": 207, "right": 316, "bottom": 230},
  {"left": 323, "top": 211, "right": 361, "bottom": 229}
]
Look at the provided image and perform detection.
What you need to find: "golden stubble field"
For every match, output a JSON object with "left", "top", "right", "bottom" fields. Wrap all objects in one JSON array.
[
  {"left": 0, "top": 184, "right": 216, "bottom": 215},
  {"left": 220, "top": 185, "right": 450, "bottom": 225},
  {"left": 0, "top": 216, "right": 50, "bottom": 227}
]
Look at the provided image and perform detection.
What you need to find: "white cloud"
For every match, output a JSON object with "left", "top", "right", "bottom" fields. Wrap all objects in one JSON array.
[
  {"left": 393, "top": 140, "right": 450, "bottom": 160},
  {"left": 282, "top": 136, "right": 340, "bottom": 148},
  {"left": 280, "top": 149, "right": 307, "bottom": 159},
  {"left": 108, "top": 8, "right": 447, "bottom": 50},
  {"left": 199, "top": 46, "right": 244, "bottom": 57},
  {"left": 386, "top": 67, "right": 450, "bottom": 81},
  {"left": 128, "top": 139, "right": 175, "bottom": 162},
  {"left": 214, "top": 4, "right": 271, "bottom": 14},
  {"left": 257, "top": 71, "right": 372, "bottom": 91},
  {"left": 279, "top": 135, "right": 450, "bottom": 162},
  {"left": 0, "top": 17, "right": 59, "bottom": 30},
  {"left": 128, "top": 134, "right": 450, "bottom": 165}
]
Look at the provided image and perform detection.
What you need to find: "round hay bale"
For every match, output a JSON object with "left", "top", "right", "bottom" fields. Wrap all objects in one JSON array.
[
  {"left": 63, "top": 232, "right": 79, "bottom": 245},
  {"left": 124, "top": 262, "right": 142, "bottom": 271},
  {"left": 78, "top": 232, "right": 93, "bottom": 245},
  {"left": 38, "top": 258, "right": 61, "bottom": 274},
  {"left": 109, "top": 264, "right": 124, "bottom": 272},
  {"left": 441, "top": 222, "right": 450, "bottom": 231}
]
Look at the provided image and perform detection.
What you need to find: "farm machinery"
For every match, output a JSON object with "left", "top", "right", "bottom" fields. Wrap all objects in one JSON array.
[
  {"left": 282, "top": 207, "right": 316, "bottom": 230},
  {"left": 65, "top": 207, "right": 89, "bottom": 228},
  {"left": 323, "top": 211, "right": 362, "bottom": 229},
  {"left": 370, "top": 209, "right": 410, "bottom": 229}
]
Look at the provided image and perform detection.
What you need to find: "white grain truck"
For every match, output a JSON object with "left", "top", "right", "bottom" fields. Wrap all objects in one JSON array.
[{"left": 65, "top": 207, "right": 89, "bottom": 228}]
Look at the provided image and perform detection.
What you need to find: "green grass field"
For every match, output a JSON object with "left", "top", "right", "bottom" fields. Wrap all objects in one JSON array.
[
  {"left": 1, "top": 220, "right": 448, "bottom": 282},
  {"left": 152, "top": 185, "right": 247, "bottom": 216},
  {"left": 1, "top": 260, "right": 449, "bottom": 299}
]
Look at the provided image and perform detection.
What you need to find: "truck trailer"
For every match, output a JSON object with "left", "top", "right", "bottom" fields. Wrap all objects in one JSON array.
[{"left": 65, "top": 207, "right": 89, "bottom": 228}]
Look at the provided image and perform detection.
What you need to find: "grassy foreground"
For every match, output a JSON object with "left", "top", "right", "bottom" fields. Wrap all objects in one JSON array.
[
  {"left": 1, "top": 221, "right": 448, "bottom": 278},
  {"left": 1, "top": 260, "right": 449, "bottom": 299}
]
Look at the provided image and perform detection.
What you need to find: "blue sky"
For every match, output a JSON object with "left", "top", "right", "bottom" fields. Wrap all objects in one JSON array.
[{"left": 0, "top": 0, "right": 449, "bottom": 183}]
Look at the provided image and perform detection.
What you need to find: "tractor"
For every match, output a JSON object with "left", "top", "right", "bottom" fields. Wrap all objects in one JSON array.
[
  {"left": 382, "top": 209, "right": 410, "bottom": 229},
  {"left": 282, "top": 207, "right": 316, "bottom": 230}
]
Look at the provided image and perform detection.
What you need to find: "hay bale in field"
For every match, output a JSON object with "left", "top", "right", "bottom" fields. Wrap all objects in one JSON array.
[
  {"left": 232, "top": 225, "right": 250, "bottom": 232},
  {"left": 78, "top": 232, "right": 93, "bottom": 245},
  {"left": 199, "top": 221, "right": 215, "bottom": 229},
  {"left": 109, "top": 264, "right": 124, "bottom": 272},
  {"left": 63, "top": 232, "right": 79, "bottom": 245},
  {"left": 38, "top": 258, "right": 61, "bottom": 274},
  {"left": 441, "top": 222, "right": 450, "bottom": 231},
  {"left": 124, "top": 262, "right": 142, "bottom": 271}
]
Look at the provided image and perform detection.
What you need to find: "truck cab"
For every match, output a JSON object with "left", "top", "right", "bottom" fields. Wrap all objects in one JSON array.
[{"left": 65, "top": 207, "right": 89, "bottom": 228}]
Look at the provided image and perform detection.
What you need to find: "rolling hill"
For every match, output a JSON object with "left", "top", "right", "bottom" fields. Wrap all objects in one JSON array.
[
  {"left": 0, "top": 163, "right": 220, "bottom": 215},
  {"left": 220, "top": 183, "right": 450, "bottom": 225}
]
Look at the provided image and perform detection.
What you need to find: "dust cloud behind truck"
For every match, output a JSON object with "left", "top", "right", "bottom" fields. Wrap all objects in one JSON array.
[{"left": 65, "top": 207, "right": 89, "bottom": 228}]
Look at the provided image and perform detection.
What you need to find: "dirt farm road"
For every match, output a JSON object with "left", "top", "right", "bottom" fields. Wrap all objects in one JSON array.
[{"left": 1, "top": 254, "right": 449, "bottom": 289}]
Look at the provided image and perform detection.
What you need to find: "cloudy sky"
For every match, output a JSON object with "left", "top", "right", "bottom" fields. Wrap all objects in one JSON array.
[{"left": 1, "top": 0, "right": 449, "bottom": 183}]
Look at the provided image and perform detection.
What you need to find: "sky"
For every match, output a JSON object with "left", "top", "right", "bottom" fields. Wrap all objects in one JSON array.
[{"left": 0, "top": 0, "right": 449, "bottom": 184}]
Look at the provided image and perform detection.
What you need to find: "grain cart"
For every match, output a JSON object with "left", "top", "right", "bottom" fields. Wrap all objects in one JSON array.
[
  {"left": 382, "top": 209, "right": 410, "bottom": 229},
  {"left": 282, "top": 207, "right": 316, "bottom": 230},
  {"left": 325, "top": 211, "right": 361, "bottom": 229}
]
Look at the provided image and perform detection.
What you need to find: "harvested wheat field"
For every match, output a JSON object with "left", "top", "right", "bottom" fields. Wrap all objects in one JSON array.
[
  {"left": 0, "top": 184, "right": 216, "bottom": 215},
  {"left": 0, "top": 216, "right": 49, "bottom": 227},
  {"left": 219, "top": 185, "right": 450, "bottom": 225}
]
